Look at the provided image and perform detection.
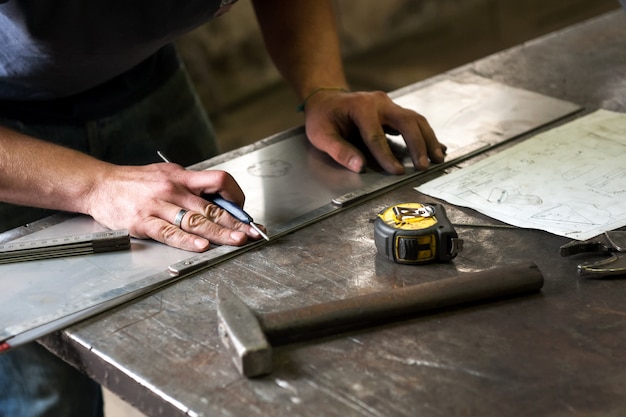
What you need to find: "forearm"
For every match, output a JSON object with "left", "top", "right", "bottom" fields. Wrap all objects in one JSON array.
[
  {"left": 0, "top": 125, "right": 108, "bottom": 214},
  {"left": 0, "top": 125, "right": 262, "bottom": 250},
  {"left": 251, "top": 1, "right": 446, "bottom": 174},
  {"left": 251, "top": 0, "right": 349, "bottom": 100}
]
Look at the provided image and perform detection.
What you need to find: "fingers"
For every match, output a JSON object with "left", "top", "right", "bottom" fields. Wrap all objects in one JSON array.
[
  {"left": 383, "top": 105, "right": 447, "bottom": 171},
  {"left": 306, "top": 125, "right": 367, "bottom": 173},
  {"left": 352, "top": 93, "right": 446, "bottom": 172},
  {"left": 112, "top": 166, "right": 264, "bottom": 252},
  {"left": 178, "top": 170, "right": 266, "bottom": 242},
  {"left": 304, "top": 90, "right": 447, "bottom": 174},
  {"left": 140, "top": 202, "right": 262, "bottom": 253},
  {"left": 350, "top": 93, "right": 407, "bottom": 174},
  {"left": 311, "top": 103, "right": 404, "bottom": 174},
  {"left": 180, "top": 169, "right": 246, "bottom": 208}
]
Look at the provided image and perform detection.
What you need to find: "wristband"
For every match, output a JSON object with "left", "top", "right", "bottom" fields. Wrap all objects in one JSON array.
[{"left": 296, "top": 87, "right": 349, "bottom": 112}]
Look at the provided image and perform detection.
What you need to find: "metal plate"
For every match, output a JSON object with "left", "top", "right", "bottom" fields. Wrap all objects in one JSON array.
[
  {"left": 209, "top": 72, "right": 581, "bottom": 222},
  {"left": 0, "top": 74, "right": 581, "bottom": 346}
]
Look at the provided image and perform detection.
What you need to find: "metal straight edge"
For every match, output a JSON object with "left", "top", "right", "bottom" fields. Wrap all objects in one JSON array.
[
  {"left": 166, "top": 203, "right": 340, "bottom": 276},
  {"left": 331, "top": 143, "right": 491, "bottom": 208},
  {"left": 168, "top": 101, "right": 583, "bottom": 279},
  {"left": 1, "top": 207, "right": 338, "bottom": 346}
]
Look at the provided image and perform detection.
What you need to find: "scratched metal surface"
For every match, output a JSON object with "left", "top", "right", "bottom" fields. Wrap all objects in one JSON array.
[
  {"left": 198, "top": 72, "right": 580, "bottom": 227},
  {"left": 39, "top": 10, "right": 626, "bottom": 417},
  {"left": 0, "top": 73, "right": 578, "bottom": 345}
]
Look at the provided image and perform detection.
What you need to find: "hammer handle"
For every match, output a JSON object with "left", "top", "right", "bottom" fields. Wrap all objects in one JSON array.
[{"left": 259, "top": 262, "right": 543, "bottom": 344}]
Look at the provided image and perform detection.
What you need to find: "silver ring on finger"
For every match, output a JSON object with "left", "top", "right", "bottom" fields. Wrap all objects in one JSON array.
[{"left": 173, "top": 209, "right": 188, "bottom": 228}]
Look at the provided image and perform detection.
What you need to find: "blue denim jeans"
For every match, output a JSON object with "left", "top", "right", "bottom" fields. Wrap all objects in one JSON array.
[
  {"left": 0, "top": 344, "right": 103, "bottom": 417},
  {"left": 0, "top": 65, "right": 219, "bottom": 416}
]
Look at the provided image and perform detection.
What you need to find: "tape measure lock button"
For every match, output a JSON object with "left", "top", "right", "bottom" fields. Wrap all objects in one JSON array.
[{"left": 374, "top": 203, "right": 462, "bottom": 264}]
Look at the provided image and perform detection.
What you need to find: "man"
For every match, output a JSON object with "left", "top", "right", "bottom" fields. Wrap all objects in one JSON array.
[{"left": 0, "top": 1, "right": 447, "bottom": 415}]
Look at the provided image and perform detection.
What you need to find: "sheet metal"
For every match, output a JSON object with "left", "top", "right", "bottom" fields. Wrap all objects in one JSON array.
[
  {"left": 0, "top": 74, "right": 580, "bottom": 346},
  {"left": 208, "top": 72, "right": 581, "bottom": 228}
]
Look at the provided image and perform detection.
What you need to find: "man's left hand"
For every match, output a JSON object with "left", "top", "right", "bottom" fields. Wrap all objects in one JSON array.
[{"left": 302, "top": 89, "right": 447, "bottom": 174}]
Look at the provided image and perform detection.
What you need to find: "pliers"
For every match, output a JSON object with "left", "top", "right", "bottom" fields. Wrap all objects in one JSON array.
[{"left": 560, "top": 231, "right": 626, "bottom": 278}]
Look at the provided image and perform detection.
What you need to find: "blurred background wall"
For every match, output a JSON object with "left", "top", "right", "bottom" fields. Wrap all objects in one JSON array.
[{"left": 174, "top": 0, "right": 618, "bottom": 152}]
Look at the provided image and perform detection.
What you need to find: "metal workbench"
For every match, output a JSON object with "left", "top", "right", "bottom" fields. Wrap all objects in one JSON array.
[{"left": 31, "top": 10, "right": 626, "bottom": 417}]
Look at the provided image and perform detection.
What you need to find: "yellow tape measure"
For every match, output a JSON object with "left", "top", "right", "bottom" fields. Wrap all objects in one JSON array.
[{"left": 374, "top": 203, "right": 463, "bottom": 264}]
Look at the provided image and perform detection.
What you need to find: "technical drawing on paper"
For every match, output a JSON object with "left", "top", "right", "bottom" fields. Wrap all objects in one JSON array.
[{"left": 416, "top": 109, "right": 626, "bottom": 240}]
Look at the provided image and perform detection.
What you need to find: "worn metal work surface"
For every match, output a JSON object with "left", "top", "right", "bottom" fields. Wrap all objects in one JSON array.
[
  {"left": 0, "top": 73, "right": 578, "bottom": 348},
  {"left": 38, "top": 10, "right": 626, "bottom": 417}
]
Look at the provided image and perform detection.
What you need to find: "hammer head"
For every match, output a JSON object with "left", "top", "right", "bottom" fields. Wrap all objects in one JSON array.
[{"left": 216, "top": 285, "right": 273, "bottom": 377}]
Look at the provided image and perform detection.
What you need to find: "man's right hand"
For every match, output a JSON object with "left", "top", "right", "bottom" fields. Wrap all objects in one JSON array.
[
  {"left": 86, "top": 162, "right": 264, "bottom": 252},
  {"left": 0, "top": 127, "right": 263, "bottom": 252}
]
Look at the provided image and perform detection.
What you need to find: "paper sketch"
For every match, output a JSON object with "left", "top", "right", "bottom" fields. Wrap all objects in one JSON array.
[{"left": 416, "top": 109, "right": 626, "bottom": 240}]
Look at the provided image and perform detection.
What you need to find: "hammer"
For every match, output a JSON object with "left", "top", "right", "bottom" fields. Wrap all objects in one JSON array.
[{"left": 217, "top": 262, "right": 543, "bottom": 377}]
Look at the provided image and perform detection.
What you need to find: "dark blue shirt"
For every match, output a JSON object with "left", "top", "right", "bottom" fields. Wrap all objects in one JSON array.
[{"left": 0, "top": 0, "right": 237, "bottom": 121}]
